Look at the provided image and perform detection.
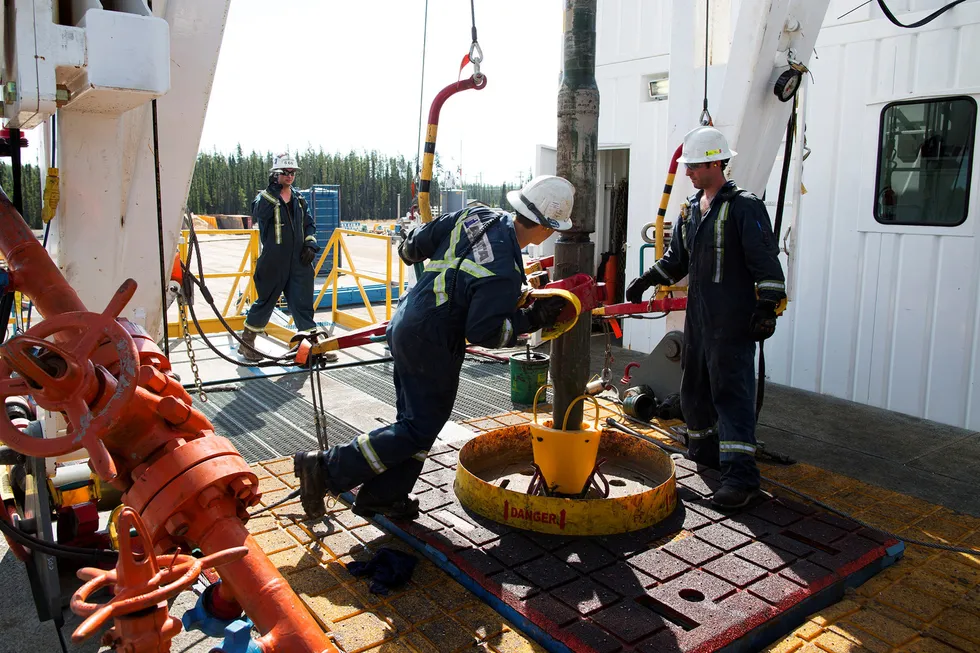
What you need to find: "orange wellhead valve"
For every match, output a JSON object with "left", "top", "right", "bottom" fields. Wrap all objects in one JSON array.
[
  {"left": 71, "top": 507, "right": 247, "bottom": 652},
  {"left": 0, "top": 280, "right": 140, "bottom": 481},
  {"left": 0, "top": 181, "right": 339, "bottom": 653}
]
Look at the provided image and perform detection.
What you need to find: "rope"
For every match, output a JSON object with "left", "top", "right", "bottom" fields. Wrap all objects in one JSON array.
[
  {"left": 838, "top": 1, "right": 872, "bottom": 20},
  {"left": 152, "top": 99, "right": 170, "bottom": 359},
  {"left": 470, "top": 0, "right": 478, "bottom": 43},
  {"left": 700, "top": 0, "right": 712, "bottom": 125},
  {"left": 415, "top": 0, "right": 429, "bottom": 188}
]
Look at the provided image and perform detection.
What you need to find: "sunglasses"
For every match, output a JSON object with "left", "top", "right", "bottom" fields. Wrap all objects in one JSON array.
[
  {"left": 684, "top": 162, "right": 711, "bottom": 170},
  {"left": 279, "top": 170, "right": 297, "bottom": 176}
]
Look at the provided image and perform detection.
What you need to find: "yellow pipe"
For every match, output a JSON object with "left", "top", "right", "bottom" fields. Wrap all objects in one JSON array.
[{"left": 419, "top": 124, "right": 438, "bottom": 223}]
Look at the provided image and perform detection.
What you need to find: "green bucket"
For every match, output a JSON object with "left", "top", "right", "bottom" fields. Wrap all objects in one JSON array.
[{"left": 509, "top": 351, "right": 550, "bottom": 404}]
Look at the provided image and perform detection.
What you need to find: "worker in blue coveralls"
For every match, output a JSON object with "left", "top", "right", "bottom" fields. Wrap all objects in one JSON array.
[
  {"left": 625, "top": 126, "right": 786, "bottom": 510},
  {"left": 293, "top": 175, "right": 575, "bottom": 520},
  {"left": 238, "top": 153, "right": 337, "bottom": 363}
]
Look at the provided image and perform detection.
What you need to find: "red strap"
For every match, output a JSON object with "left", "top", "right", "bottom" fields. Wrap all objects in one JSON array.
[
  {"left": 456, "top": 54, "right": 471, "bottom": 84},
  {"left": 609, "top": 318, "right": 623, "bottom": 339}
]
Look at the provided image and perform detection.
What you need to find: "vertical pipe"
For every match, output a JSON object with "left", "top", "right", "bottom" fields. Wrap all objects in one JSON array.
[
  {"left": 552, "top": 0, "right": 599, "bottom": 429},
  {"left": 9, "top": 129, "right": 23, "bottom": 215}
]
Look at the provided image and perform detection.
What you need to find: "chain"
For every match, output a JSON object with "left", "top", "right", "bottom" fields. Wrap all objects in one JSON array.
[
  {"left": 600, "top": 320, "right": 614, "bottom": 386},
  {"left": 177, "top": 295, "right": 207, "bottom": 403}
]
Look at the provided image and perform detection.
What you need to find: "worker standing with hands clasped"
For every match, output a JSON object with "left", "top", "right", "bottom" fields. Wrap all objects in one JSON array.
[
  {"left": 625, "top": 126, "right": 785, "bottom": 510},
  {"left": 239, "top": 153, "right": 336, "bottom": 363},
  {"left": 293, "top": 175, "right": 575, "bottom": 520}
]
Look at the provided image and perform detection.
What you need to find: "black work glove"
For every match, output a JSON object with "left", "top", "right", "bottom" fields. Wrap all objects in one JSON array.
[
  {"left": 749, "top": 300, "right": 778, "bottom": 341},
  {"left": 268, "top": 178, "right": 283, "bottom": 194},
  {"left": 523, "top": 296, "right": 567, "bottom": 332},
  {"left": 299, "top": 245, "right": 316, "bottom": 266},
  {"left": 397, "top": 231, "right": 421, "bottom": 265},
  {"left": 626, "top": 273, "right": 657, "bottom": 304}
]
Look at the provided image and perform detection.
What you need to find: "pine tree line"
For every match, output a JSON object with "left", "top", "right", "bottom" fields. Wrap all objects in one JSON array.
[
  {"left": 186, "top": 146, "right": 519, "bottom": 220},
  {"left": 1, "top": 148, "right": 519, "bottom": 231},
  {"left": 0, "top": 163, "right": 43, "bottom": 229}
]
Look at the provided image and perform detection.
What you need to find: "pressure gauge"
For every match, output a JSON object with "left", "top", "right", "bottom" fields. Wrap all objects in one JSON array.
[{"left": 774, "top": 68, "right": 803, "bottom": 102}]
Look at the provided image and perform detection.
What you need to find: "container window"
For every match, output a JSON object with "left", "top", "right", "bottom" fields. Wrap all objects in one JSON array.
[{"left": 874, "top": 96, "right": 976, "bottom": 226}]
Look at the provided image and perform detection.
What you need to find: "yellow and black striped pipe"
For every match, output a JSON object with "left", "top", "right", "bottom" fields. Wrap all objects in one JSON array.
[
  {"left": 655, "top": 143, "right": 684, "bottom": 259},
  {"left": 418, "top": 75, "right": 488, "bottom": 223}
]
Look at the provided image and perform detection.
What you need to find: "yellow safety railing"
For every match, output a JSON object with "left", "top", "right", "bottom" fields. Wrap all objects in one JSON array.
[
  {"left": 312, "top": 229, "right": 405, "bottom": 330},
  {"left": 167, "top": 227, "right": 405, "bottom": 340},
  {"left": 168, "top": 229, "right": 269, "bottom": 340}
]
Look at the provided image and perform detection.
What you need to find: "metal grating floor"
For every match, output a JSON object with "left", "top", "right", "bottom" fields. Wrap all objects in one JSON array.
[
  {"left": 196, "top": 377, "right": 361, "bottom": 463},
  {"left": 197, "top": 359, "right": 542, "bottom": 463},
  {"left": 326, "top": 358, "right": 530, "bottom": 421}
]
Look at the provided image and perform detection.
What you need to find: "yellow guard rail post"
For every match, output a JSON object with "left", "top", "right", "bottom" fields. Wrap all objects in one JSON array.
[
  {"left": 167, "top": 229, "right": 260, "bottom": 339},
  {"left": 310, "top": 229, "right": 404, "bottom": 331},
  {"left": 167, "top": 227, "right": 405, "bottom": 341}
]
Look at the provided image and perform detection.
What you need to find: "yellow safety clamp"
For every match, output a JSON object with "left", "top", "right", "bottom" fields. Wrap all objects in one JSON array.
[{"left": 529, "top": 386, "right": 601, "bottom": 494}]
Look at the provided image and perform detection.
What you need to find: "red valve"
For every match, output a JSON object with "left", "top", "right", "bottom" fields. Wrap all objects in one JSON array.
[
  {"left": 71, "top": 506, "right": 247, "bottom": 646},
  {"left": 0, "top": 280, "right": 140, "bottom": 480}
]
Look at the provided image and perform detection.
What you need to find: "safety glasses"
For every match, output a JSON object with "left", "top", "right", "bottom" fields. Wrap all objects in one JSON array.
[
  {"left": 683, "top": 162, "right": 710, "bottom": 170},
  {"left": 279, "top": 170, "right": 297, "bottom": 176}
]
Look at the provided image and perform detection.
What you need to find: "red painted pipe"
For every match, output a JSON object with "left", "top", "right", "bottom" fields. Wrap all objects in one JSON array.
[
  {"left": 418, "top": 74, "right": 488, "bottom": 223},
  {"left": 595, "top": 297, "right": 688, "bottom": 317},
  {"left": 0, "top": 191, "right": 86, "bottom": 317}
]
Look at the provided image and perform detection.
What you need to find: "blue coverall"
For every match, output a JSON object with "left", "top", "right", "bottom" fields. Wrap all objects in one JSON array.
[
  {"left": 244, "top": 184, "right": 319, "bottom": 332},
  {"left": 643, "top": 181, "right": 786, "bottom": 490},
  {"left": 317, "top": 207, "right": 535, "bottom": 504}
]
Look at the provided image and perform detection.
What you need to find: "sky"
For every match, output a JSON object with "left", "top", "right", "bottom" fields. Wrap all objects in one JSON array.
[{"left": 199, "top": 0, "right": 565, "bottom": 186}]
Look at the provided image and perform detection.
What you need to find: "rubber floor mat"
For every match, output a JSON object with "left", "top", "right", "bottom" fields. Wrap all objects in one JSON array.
[{"left": 381, "top": 444, "right": 905, "bottom": 653}]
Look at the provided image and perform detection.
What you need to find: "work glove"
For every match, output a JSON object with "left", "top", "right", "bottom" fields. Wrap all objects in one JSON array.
[
  {"left": 299, "top": 245, "right": 316, "bottom": 266},
  {"left": 625, "top": 272, "right": 658, "bottom": 304},
  {"left": 748, "top": 300, "right": 778, "bottom": 341},
  {"left": 523, "top": 296, "right": 567, "bottom": 332},
  {"left": 397, "top": 230, "right": 422, "bottom": 265}
]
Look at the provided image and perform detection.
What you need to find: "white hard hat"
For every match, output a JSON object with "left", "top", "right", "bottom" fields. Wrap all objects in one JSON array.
[
  {"left": 676, "top": 126, "right": 736, "bottom": 164},
  {"left": 271, "top": 152, "right": 300, "bottom": 172},
  {"left": 507, "top": 175, "right": 575, "bottom": 231}
]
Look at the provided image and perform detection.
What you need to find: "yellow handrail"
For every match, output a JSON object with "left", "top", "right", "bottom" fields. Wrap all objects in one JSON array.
[
  {"left": 168, "top": 227, "right": 405, "bottom": 339},
  {"left": 311, "top": 229, "right": 404, "bottom": 330}
]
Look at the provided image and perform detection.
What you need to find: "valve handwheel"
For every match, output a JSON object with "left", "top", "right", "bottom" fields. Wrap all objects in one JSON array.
[
  {"left": 71, "top": 506, "right": 247, "bottom": 644},
  {"left": 0, "top": 280, "right": 141, "bottom": 481}
]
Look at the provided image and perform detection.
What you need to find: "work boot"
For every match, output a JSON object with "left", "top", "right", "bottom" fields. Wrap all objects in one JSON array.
[
  {"left": 711, "top": 485, "right": 762, "bottom": 511},
  {"left": 352, "top": 494, "right": 420, "bottom": 522},
  {"left": 239, "top": 329, "right": 263, "bottom": 363},
  {"left": 293, "top": 451, "right": 331, "bottom": 519}
]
